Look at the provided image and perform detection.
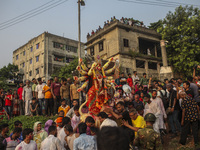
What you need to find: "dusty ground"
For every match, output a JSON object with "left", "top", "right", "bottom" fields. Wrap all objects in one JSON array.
[{"left": 162, "top": 132, "right": 200, "bottom": 150}]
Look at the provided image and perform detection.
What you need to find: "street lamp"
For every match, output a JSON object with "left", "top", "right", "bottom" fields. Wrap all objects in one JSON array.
[{"left": 78, "top": 0, "right": 85, "bottom": 59}]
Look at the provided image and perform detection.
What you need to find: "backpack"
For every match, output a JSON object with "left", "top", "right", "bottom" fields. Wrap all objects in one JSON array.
[{"left": 159, "top": 90, "right": 168, "bottom": 110}]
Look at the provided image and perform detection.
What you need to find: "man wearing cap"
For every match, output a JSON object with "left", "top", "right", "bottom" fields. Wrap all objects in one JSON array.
[{"left": 134, "top": 113, "right": 162, "bottom": 150}]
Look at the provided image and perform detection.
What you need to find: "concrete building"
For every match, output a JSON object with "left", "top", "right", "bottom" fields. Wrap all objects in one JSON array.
[
  {"left": 85, "top": 20, "right": 166, "bottom": 78},
  {"left": 13, "top": 32, "right": 85, "bottom": 81}
]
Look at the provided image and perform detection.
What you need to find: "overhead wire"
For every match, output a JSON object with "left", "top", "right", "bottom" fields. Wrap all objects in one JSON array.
[
  {"left": 0, "top": 0, "right": 68, "bottom": 31},
  {"left": 0, "top": 0, "right": 56, "bottom": 26},
  {"left": 118, "top": 0, "right": 200, "bottom": 8}
]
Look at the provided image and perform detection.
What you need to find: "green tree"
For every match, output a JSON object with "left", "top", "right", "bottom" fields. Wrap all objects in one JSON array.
[
  {"left": 149, "top": 6, "right": 200, "bottom": 77},
  {"left": 0, "top": 63, "right": 18, "bottom": 79}
]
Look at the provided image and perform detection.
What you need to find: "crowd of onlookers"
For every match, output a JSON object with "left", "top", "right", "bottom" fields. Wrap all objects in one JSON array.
[
  {"left": 87, "top": 16, "right": 145, "bottom": 38},
  {"left": 0, "top": 68, "right": 200, "bottom": 149},
  {"left": 0, "top": 76, "right": 81, "bottom": 119}
]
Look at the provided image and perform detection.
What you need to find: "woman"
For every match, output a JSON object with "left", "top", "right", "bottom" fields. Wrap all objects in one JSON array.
[
  {"left": 33, "top": 121, "right": 48, "bottom": 150},
  {"left": 12, "top": 90, "right": 20, "bottom": 116},
  {"left": 44, "top": 120, "right": 53, "bottom": 134}
]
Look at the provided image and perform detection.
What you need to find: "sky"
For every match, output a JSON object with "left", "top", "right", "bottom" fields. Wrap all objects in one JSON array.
[{"left": 0, "top": 0, "right": 199, "bottom": 68}]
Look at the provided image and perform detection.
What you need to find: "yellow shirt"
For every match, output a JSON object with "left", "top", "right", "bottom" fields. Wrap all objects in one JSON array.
[
  {"left": 132, "top": 115, "right": 146, "bottom": 136},
  {"left": 58, "top": 105, "right": 70, "bottom": 116},
  {"left": 43, "top": 85, "right": 52, "bottom": 99}
]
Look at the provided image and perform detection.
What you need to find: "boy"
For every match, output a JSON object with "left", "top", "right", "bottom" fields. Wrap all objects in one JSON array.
[
  {"left": 64, "top": 124, "right": 79, "bottom": 150},
  {"left": 30, "top": 98, "right": 38, "bottom": 116},
  {"left": 10, "top": 120, "right": 23, "bottom": 142},
  {"left": 85, "top": 116, "right": 95, "bottom": 135},
  {"left": 71, "top": 105, "right": 80, "bottom": 129},
  {"left": 3, "top": 127, "right": 22, "bottom": 150},
  {"left": 58, "top": 99, "right": 70, "bottom": 117},
  {"left": 0, "top": 103, "right": 9, "bottom": 120},
  {"left": 15, "top": 128, "right": 37, "bottom": 150},
  {"left": 4, "top": 90, "right": 12, "bottom": 117}
]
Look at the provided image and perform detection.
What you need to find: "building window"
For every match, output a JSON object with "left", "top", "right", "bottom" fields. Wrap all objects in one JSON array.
[
  {"left": 66, "top": 57, "right": 74, "bottom": 63},
  {"left": 16, "top": 55, "right": 19, "bottom": 60},
  {"left": 148, "top": 62, "right": 157, "bottom": 70},
  {"left": 54, "top": 55, "right": 65, "bottom": 63},
  {"left": 22, "top": 62, "right": 25, "bottom": 68},
  {"left": 36, "top": 68, "right": 39, "bottom": 75},
  {"left": 136, "top": 60, "right": 145, "bottom": 68},
  {"left": 36, "top": 55, "right": 39, "bottom": 62},
  {"left": 30, "top": 58, "right": 32, "bottom": 64},
  {"left": 23, "top": 51, "right": 25, "bottom": 56},
  {"left": 29, "top": 71, "right": 32, "bottom": 76},
  {"left": 123, "top": 39, "right": 129, "bottom": 47},
  {"left": 90, "top": 47, "right": 94, "bottom": 56},
  {"left": 36, "top": 43, "right": 40, "bottom": 49},
  {"left": 30, "top": 47, "right": 33, "bottom": 52},
  {"left": 66, "top": 45, "right": 77, "bottom": 53},
  {"left": 99, "top": 42, "right": 104, "bottom": 52}
]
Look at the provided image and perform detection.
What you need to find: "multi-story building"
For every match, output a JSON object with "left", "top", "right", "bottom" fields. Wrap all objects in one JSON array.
[
  {"left": 13, "top": 32, "right": 85, "bottom": 81},
  {"left": 85, "top": 20, "right": 165, "bottom": 78}
]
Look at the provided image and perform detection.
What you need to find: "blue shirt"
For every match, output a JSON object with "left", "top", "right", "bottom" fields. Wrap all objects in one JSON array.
[
  {"left": 73, "top": 133, "right": 97, "bottom": 150},
  {"left": 10, "top": 132, "right": 23, "bottom": 143}
]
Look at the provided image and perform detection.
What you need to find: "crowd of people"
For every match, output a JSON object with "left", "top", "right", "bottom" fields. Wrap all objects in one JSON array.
[
  {"left": 87, "top": 16, "right": 145, "bottom": 38},
  {"left": 0, "top": 69, "right": 200, "bottom": 149}
]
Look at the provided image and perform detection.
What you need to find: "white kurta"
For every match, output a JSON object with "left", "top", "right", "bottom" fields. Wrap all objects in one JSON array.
[{"left": 144, "top": 100, "right": 164, "bottom": 133}]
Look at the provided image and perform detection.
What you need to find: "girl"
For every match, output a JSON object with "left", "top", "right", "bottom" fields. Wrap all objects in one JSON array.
[
  {"left": 4, "top": 90, "right": 12, "bottom": 117},
  {"left": 33, "top": 121, "right": 48, "bottom": 150},
  {"left": 12, "top": 90, "right": 20, "bottom": 116}
]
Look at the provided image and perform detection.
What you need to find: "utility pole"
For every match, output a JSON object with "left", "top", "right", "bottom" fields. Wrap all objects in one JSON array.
[
  {"left": 77, "top": 0, "right": 85, "bottom": 105},
  {"left": 78, "top": 0, "right": 85, "bottom": 59}
]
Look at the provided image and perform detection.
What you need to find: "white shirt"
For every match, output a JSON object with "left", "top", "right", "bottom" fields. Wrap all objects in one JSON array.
[
  {"left": 100, "top": 118, "right": 118, "bottom": 129},
  {"left": 22, "top": 85, "right": 32, "bottom": 101},
  {"left": 157, "top": 90, "right": 166, "bottom": 98},
  {"left": 35, "top": 83, "right": 45, "bottom": 99},
  {"left": 151, "top": 97, "right": 167, "bottom": 118},
  {"left": 15, "top": 140, "right": 37, "bottom": 150},
  {"left": 132, "top": 75, "right": 139, "bottom": 84},
  {"left": 40, "top": 135, "right": 64, "bottom": 150},
  {"left": 144, "top": 100, "right": 161, "bottom": 117},
  {"left": 57, "top": 128, "right": 67, "bottom": 148}
]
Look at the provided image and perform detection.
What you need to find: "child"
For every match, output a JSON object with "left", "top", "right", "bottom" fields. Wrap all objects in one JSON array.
[
  {"left": 0, "top": 103, "right": 9, "bottom": 120},
  {"left": 64, "top": 124, "right": 79, "bottom": 150},
  {"left": 58, "top": 99, "right": 70, "bottom": 117},
  {"left": 13, "top": 90, "right": 20, "bottom": 117},
  {"left": 71, "top": 105, "right": 80, "bottom": 129},
  {"left": 85, "top": 116, "right": 95, "bottom": 135},
  {"left": 4, "top": 90, "right": 12, "bottom": 117},
  {"left": 10, "top": 120, "right": 23, "bottom": 142},
  {"left": 139, "top": 92, "right": 144, "bottom": 102},
  {"left": 30, "top": 98, "right": 38, "bottom": 116}
]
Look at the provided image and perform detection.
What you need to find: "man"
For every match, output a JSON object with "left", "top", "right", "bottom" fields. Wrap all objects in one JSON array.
[
  {"left": 66, "top": 99, "right": 78, "bottom": 118},
  {"left": 140, "top": 73, "right": 148, "bottom": 86},
  {"left": 15, "top": 128, "right": 37, "bottom": 150},
  {"left": 122, "top": 109, "right": 146, "bottom": 136},
  {"left": 43, "top": 79, "right": 53, "bottom": 116},
  {"left": 97, "top": 112, "right": 117, "bottom": 129},
  {"left": 51, "top": 76, "right": 61, "bottom": 115},
  {"left": 177, "top": 78, "right": 183, "bottom": 87},
  {"left": 3, "top": 127, "right": 22, "bottom": 150},
  {"left": 60, "top": 78, "right": 70, "bottom": 107},
  {"left": 32, "top": 78, "right": 37, "bottom": 98},
  {"left": 134, "top": 113, "right": 162, "bottom": 150},
  {"left": 151, "top": 90, "right": 167, "bottom": 133},
  {"left": 97, "top": 127, "right": 129, "bottom": 150},
  {"left": 17, "top": 82, "right": 24, "bottom": 115},
  {"left": 73, "top": 123, "right": 97, "bottom": 150},
  {"left": 119, "top": 72, "right": 127, "bottom": 86},
  {"left": 41, "top": 126, "right": 64, "bottom": 150},
  {"left": 0, "top": 88, "right": 5, "bottom": 108},
  {"left": 183, "top": 81, "right": 194, "bottom": 98},
  {"left": 22, "top": 80, "right": 33, "bottom": 116},
  {"left": 35, "top": 78, "right": 45, "bottom": 115},
  {"left": 133, "top": 94, "right": 144, "bottom": 109},
  {"left": 179, "top": 91, "right": 199, "bottom": 147},
  {"left": 57, "top": 117, "right": 71, "bottom": 148},
  {"left": 0, "top": 123, "right": 9, "bottom": 150},
  {"left": 166, "top": 83, "right": 181, "bottom": 137},
  {"left": 157, "top": 85, "right": 168, "bottom": 110},
  {"left": 132, "top": 71, "right": 139, "bottom": 85},
  {"left": 163, "top": 79, "right": 169, "bottom": 90},
  {"left": 187, "top": 76, "right": 200, "bottom": 104},
  {"left": 127, "top": 73, "right": 133, "bottom": 88},
  {"left": 10, "top": 121, "right": 23, "bottom": 142},
  {"left": 70, "top": 80, "right": 79, "bottom": 107},
  {"left": 144, "top": 94, "right": 161, "bottom": 133}
]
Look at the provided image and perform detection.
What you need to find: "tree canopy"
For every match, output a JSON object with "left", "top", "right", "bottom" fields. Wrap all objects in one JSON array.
[{"left": 149, "top": 5, "right": 200, "bottom": 77}]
